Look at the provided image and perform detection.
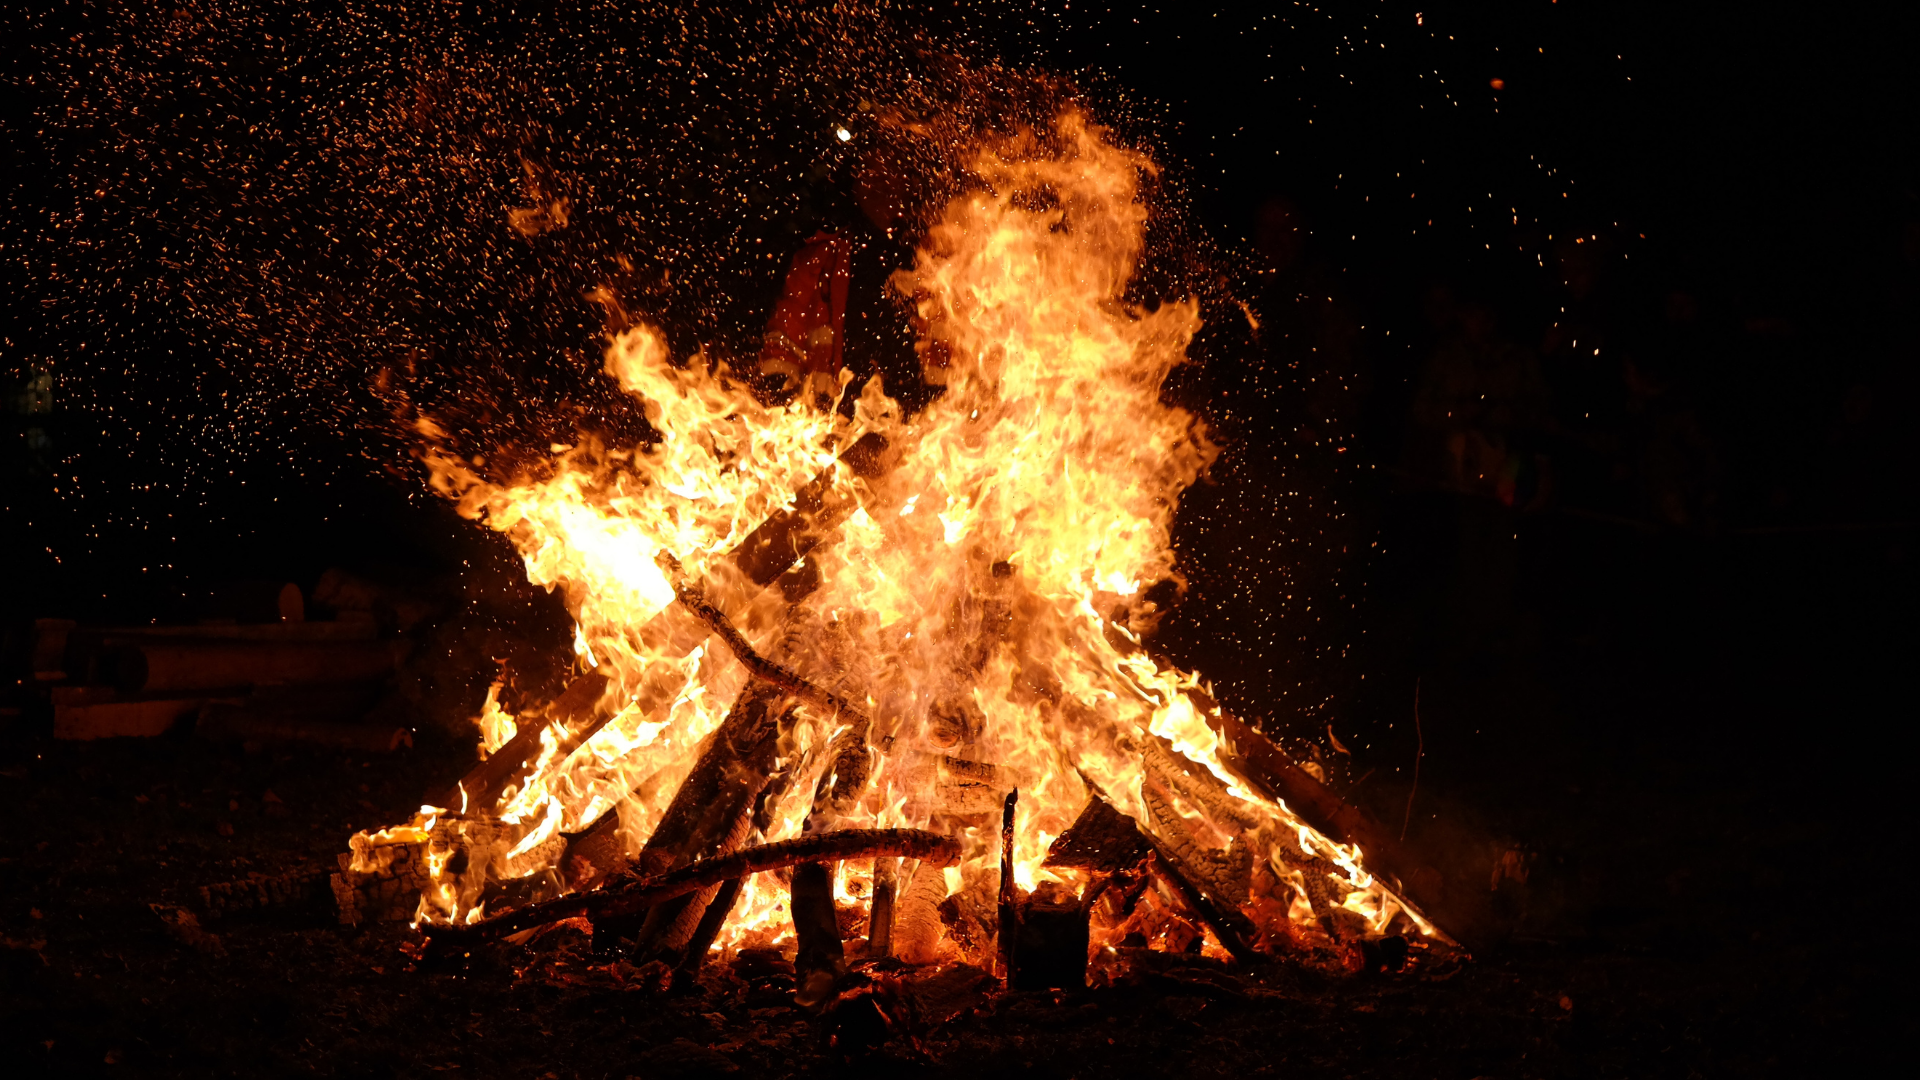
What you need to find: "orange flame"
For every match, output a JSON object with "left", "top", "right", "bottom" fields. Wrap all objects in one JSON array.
[{"left": 353, "top": 110, "right": 1443, "bottom": 960}]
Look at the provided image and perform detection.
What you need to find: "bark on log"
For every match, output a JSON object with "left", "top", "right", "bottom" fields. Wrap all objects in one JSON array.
[
  {"left": 621, "top": 681, "right": 792, "bottom": 957},
  {"left": 673, "top": 875, "right": 745, "bottom": 983},
  {"left": 935, "top": 755, "right": 1004, "bottom": 815},
  {"left": 423, "top": 829, "right": 959, "bottom": 952},
  {"left": 674, "top": 749, "right": 804, "bottom": 978},
  {"left": 1045, "top": 794, "right": 1151, "bottom": 873}
]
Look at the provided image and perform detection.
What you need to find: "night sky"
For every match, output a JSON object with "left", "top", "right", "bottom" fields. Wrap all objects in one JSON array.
[{"left": 4, "top": 1, "right": 1913, "bottom": 743}]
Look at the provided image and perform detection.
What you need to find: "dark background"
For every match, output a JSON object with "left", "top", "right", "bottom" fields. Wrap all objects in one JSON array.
[{"left": 1, "top": 2, "right": 1913, "bottom": 1067}]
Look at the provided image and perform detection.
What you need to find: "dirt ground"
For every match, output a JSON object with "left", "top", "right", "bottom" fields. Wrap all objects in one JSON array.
[{"left": 0, "top": 518, "right": 1899, "bottom": 1080}]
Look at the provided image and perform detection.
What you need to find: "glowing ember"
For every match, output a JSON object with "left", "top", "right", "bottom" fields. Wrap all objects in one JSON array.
[{"left": 345, "top": 110, "right": 1445, "bottom": 969}]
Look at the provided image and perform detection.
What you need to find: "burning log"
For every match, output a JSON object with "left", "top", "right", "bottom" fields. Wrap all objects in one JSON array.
[
  {"left": 668, "top": 572, "right": 871, "bottom": 732},
  {"left": 422, "top": 828, "right": 959, "bottom": 953},
  {"left": 865, "top": 857, "right": 897, "bottom": 958},
  {"left": 790, "top": 861, "right": 844, "bottom": 1007},
  {"left": 1207, "top": 709, "right": 1454, "bottom": 942},
  {"left": 1140, "top": 778, "right": 1252, "bottom": 909},
  {"left": 623, "top": 682, "right": 792, "bottom": 959},
  {"left": 674, "top": 747, "right": 806, "bottom": 980},
  {"left": 787, "top": 707, "right": 879, "bottom": 1005},
  {"left": 890, "top": 857, "right": 949, "bottom": 964},
  {"left": 935, "top": 755, "right": 1004, "bottom": 815},
  {"left": 729, "top": 431, "right": 893, "bottom": 586},
  {"left": 431, "top": 669, "right": 610, "bottom": 812},
  {"left": 1044, "top": 793, "right": 1152, "bottom": 874},
  {"left": 332, "top": 836, "right": 436, "bottom": 926},
  {"left": 424, "top": 432, "right": 892, "bottom": 821},
  {"left": 1137, "top": 735, "right": 1261, "bottom": 834},
  {"left": 1050, "top": 788, "right": 1257, "bottom": 965},
  {"left": 1142, "top": 847, "right": 1259, "bottom": 966},
  {"left": 671, "top": 875, "right": 747, "bottom": 988}
]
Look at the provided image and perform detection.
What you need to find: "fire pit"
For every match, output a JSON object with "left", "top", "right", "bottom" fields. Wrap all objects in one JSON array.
[{"left": 327, "top": 114, "right": 1456, "bottom": 1034}]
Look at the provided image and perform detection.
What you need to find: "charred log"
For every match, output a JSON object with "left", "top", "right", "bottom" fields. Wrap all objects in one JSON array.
[
  {"left": 1142, "top": 848, "right": 1259, "bottom": 966},
  {"left": 623, "top": 682, "right": 792, "bottom": 958},
  {"left": 1137, "top": 735, "right": 1261, "bottom": 833},
  {"left": 433, "top": 669, "right": 610, "bottom": 813},
  {"left": 790, "top": 861, "right": 845, "bottom": 1008},
  {"left": 1012, "top": 882, "right": 1090, "bottom": 991},
  {"left": 1140, "top": 777, "right": 1252, "bottom": 908},
  {"left": 1045, "top": 793, "right": 1152, "bottom": 873},
  {"left": 998, "top": 789, "right": 1019, "bottom": 984}
]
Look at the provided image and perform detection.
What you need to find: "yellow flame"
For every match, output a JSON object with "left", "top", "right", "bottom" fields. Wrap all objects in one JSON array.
[{"left": 362, "top": 110, "right": 1443, "bottom": 960}]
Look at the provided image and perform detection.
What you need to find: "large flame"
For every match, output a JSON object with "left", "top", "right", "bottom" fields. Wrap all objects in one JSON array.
[{"left": 350, "top": 112, "right": 1440, "bottom": 961}]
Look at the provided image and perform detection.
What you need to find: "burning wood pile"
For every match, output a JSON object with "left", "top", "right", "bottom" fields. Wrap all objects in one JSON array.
[{"left": 338, "top": 113, "right": 1456, "bottom": 1014}]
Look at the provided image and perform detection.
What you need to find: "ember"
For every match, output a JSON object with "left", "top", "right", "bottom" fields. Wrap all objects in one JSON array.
[{"left": 338, "top": 112, "right": 1454, "bottom": 1001}]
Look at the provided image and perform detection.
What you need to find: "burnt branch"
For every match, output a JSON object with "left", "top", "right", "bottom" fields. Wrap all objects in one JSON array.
[{"left": 422, "top": 829, "right": 958, "bottom": 952}]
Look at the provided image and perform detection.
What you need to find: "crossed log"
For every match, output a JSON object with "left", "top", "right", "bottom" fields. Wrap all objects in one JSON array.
[
  {"left": 431, "top": 431, "right": 891, "bottom": 815},
  {"left": 390, "top": 423, "right": 1457, "bottom": 972}
]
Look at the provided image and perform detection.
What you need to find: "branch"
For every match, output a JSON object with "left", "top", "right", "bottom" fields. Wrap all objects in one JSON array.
[
  {"left": 665, "top": 566, "right": 870, "bottom": 728},
  {"left": 422, "top": 828, "right": 958, "bottom": 951}
]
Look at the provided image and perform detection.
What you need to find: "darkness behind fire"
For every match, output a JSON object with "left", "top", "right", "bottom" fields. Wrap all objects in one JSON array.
[{"left": 1, "top": 2, "right": 1909, "bottom": 1076}]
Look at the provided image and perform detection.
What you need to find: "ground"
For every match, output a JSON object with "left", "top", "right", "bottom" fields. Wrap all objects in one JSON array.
[{"left": 0, "top": 520, "right": 1889, "bottom": 1079}]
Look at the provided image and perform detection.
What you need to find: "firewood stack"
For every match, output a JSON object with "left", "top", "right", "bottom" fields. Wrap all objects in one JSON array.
[{"left": 330, "top": 114, "right": 1468, "bottom": 1014}]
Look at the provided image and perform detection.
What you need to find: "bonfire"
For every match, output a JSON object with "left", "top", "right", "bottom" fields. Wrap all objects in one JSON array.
[{"left": 334, "top": 112, "right": 1453, "bottom": 1004}]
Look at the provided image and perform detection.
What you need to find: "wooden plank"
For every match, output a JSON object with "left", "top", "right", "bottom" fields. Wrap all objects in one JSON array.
[{"left": 54, "top": 697, "right": 203, "bottom": 740}]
